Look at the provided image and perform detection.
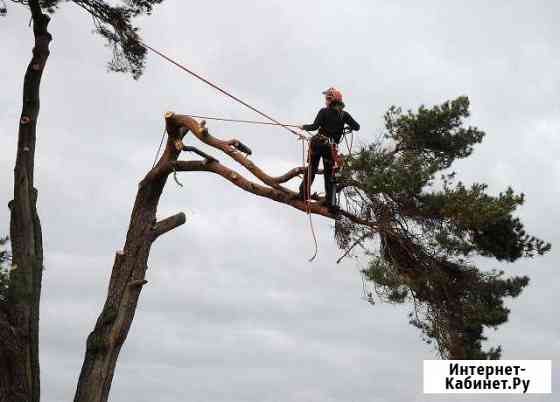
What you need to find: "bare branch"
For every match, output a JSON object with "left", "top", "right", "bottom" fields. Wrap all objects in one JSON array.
[
  {"left": 270, "top": 167, "right": 325, "bottom": 184},
  {"left": 173, "top": 160, "right": 381, "bottom": 232},
  {"left": 153, "top": 212, "right": 186, "bottom": 238},
  {"left": 336, "top": 232, "right": 370, "bottom": 264},
  {"left": 270, "top": 167, "right": 305, "bottom": 183},
  {"left": 173, "top": 160, "right": 330, "bottom": 215},
  {"left": 183, "top": 145, "right": 218, "bottom": 163},
  {"left": 168, "top": 113, "right": 294, "bottom": 194},
  {"left": 128, "top": 279, "right": 148, "bottom": 289}
]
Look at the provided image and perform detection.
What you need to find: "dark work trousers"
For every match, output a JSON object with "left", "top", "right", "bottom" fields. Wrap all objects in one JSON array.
[{"left": 299, "top": 135, "right": 335, "bottom": 205}]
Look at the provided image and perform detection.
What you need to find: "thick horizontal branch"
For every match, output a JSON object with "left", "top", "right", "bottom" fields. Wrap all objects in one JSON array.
[
  {"left": 173, "top": 161, "right": 332, "bottom": 216},
  {"left": 173, "top": 160, "right": 380, "bottom": 230}
]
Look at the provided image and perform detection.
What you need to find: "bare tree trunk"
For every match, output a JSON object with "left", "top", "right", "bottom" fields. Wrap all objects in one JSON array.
[
  {"left": 0, "top": 2, "right": 51, "bottom": 401},
  {"left": 73, "top": 115, "right": 188, "bottom": 402}
]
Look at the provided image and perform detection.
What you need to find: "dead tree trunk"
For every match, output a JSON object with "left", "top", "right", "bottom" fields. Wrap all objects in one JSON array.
[
  {"left": 0, "top": 3, "right": 51, "bottom": 401},
  {"left": 73, "top": 114, "right": 189, "bottom": 402}
]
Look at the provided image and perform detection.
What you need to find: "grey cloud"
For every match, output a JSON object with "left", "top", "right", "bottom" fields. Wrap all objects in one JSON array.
[{"left": 1, "top": 1, "right": 558, "bottom": 401}]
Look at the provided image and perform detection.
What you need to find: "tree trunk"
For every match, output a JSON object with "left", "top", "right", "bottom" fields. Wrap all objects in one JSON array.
[
  {"left": 74, "top": 115, "right": 187, "bottom": 402},
  {"left": 0, "top": 3, "right": 51, "bottom": 401}
]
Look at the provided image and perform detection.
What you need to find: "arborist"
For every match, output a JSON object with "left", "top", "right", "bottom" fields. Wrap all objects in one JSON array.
[{"left": 297, "top": 87, "right": 360, "bottom": 211}]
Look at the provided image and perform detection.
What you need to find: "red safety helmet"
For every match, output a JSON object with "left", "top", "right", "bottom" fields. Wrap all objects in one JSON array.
[{"left": 322, "top": 87, "right": 343, "bottom": 103}]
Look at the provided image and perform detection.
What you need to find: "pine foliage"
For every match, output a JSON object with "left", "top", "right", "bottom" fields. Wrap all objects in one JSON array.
[{"left": 336, "top": 97, "right": 550, "bottom": 358}]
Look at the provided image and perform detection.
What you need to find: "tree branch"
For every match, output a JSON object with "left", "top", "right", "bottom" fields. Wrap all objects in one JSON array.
[
  {"left": 336, "top": 232, "right": 370, "bottom": 264},
  {"left": 270, "top": 167, "right": 305, "bottom": 183},
  {"left": 172, "top": 160, "right": 380, "bottom": 231},
  {"left": 152, "top": 212, "right": 186, "bottom": 239},
  {"left": 183, "top": 145, "right": 218, "bottom": 163},
  {"left": 168, "top": 114, "right": 295, "bottom": 194},
  {"left": 270, "top": 167, "right": 324, "bottom": 184}
]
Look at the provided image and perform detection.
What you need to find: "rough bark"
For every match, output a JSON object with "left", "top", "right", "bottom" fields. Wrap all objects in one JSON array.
[
  {"left": 1, "top": 2, "right": 51, "bottom": 401},
  {"left": 73, "top": 113, "right": 188, "bottom": 402}
]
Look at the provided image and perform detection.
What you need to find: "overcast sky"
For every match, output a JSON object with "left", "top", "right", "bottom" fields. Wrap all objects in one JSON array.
[{"left": 1, "top": 1, "right": 559, "bottom": 401}]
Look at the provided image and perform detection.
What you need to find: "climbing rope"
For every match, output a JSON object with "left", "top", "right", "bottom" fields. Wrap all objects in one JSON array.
[
  {"left": 138, "top": 41, "right": 307, "bottom": 140},
  {"left": 181, "top": 114, "right": 300, "bottom": 128},
  {"left": 152, "top": 126, "right": 167, "bottom": 168},
  {"left": 343, "top": 130, "right": 354, "bottom": 155},
  {"left": 151, "top": 126, "right": 184, "bottom": 187},
  {"left": 339, "top": 127, "right": 355, "bottom": 155},
  {"left": 301, "top": 138, "right": 319, "bottom": 262}
]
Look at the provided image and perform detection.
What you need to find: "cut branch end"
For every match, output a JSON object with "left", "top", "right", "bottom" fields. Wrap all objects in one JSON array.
[
  {"left": 128, "top": 279, "right": 148, "bottom": 289},
  {"left": 153, "top": 212, "right": 187, "bottom": 238}
]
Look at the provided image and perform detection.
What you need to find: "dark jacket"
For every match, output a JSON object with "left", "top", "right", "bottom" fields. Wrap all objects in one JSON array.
[{"left": 302, "top": 101, "right": 360, "bottom": 143}]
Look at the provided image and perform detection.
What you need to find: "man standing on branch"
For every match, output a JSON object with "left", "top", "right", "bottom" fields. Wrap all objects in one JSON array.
[{"left": 298, "top": 87, "right": 360, "bottom": 210}]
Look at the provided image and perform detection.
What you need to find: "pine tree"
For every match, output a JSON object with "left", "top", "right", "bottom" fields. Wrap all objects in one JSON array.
[{"left": 335, "top": 96, "right": 551, "bottom": 358}]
